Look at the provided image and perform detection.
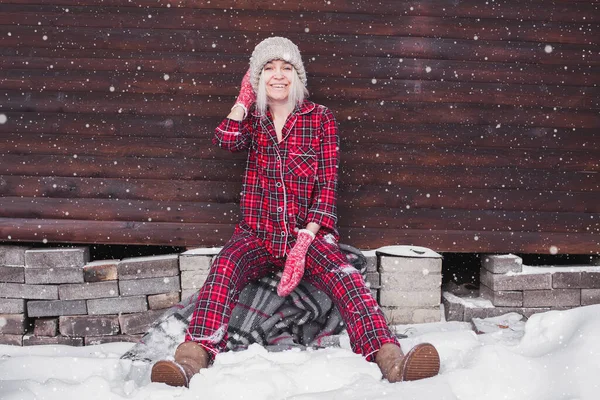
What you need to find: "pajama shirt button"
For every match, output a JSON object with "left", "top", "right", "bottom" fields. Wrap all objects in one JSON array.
[
  {"left": 277, "top": 207, "right": 282, "bottom": 212},
  {"left": 276, "top": 182, "right": 282, "bottom": 187}
]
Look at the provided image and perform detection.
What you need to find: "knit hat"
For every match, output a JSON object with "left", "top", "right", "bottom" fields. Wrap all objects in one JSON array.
[{"left": 249, "top": 37, "right": 307, "bottom": 92}]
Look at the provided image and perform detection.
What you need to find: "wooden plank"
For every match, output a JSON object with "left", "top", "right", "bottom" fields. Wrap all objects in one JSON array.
[
  {"left": 1, "top": 27, "right": 597, "bottom": 66},
  {"left": 0, "top": 217, "right": 235, "bottom": 247},
  {"left": 2, "top": 92, "right": 598, "bottom": 128},
  {"left": 0, "top": 175, "right": 242, "bottom": 203},
  {"left": 0, "top": 217, "right": 596, "bottom": 253},
  {"left": 0, "top": 154, "right": 245, "bottom": 181},
  {"left": 1, "top": 154, "right": 598, "bottom": 191},
  {"left": 1, "top": 112, "right": 597, "bottom": 151},
  {"left": 1, "top": 70, "right": 597, "bottom": 109},
  {"left": 0, "top": 197, "right": 596, "bottom": 234},
  {"left": 0, "top": 197, "right": 239, "bottom": 224},
  {"left": 1, "top": 133, "right": 597, "bottom": 172},
  {"left": 338, "top": 185, "right": 600, "bottom": 213},
  {"left": 1, "top": 49, "right": 597, "bottom": 87},
  {"left": 1, "top": 0, "right": 597, "bottom": 22},
  {"left": 1, "top": 175, "right": 598, "bottom": 213},
  {"left": 337, "top": 206, "right": 599, "bottom": 234},
  {"left": 339, "top": 164, "right": 599, "bottom": 191},
  {"left": 0, "top": 5, "right": 596, "bottom": 44},
  {"left": 341, "top": 228, "right": 600, "bottom": 254}
]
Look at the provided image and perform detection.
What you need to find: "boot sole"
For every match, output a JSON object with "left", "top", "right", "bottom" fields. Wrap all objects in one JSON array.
[
  {"left": 401, "top": 343, "right": 440, "bottom": 381},
  {"left": 151, "top": 360, "right": 189, "bottom": 387}
]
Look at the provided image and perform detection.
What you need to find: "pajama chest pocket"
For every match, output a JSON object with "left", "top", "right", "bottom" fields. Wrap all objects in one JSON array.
[{"left": 287, "top": 148, "right": 317, "bottom": 178}]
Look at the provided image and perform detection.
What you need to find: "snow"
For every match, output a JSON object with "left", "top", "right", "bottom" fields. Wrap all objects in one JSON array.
[
  {"left": 375, "top": 245, "right": 442, "bottom": 259},
  {"left": 2, "top": 305, "right": 600, "bottom": 399},
  {"left": 507, "top": 264, "right": 600, "bottom": 276}
]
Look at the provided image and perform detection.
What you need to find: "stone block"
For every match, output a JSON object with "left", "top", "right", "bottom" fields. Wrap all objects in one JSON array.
[
  {"left": 117, "top": 254, "right": 179, "bottom": 280},
  {"left": 23, "top": 335, "right": 84, "bottom": 346},
  {"left": 85, "top": 334, "right": 143, "bottom": 345},
  {"left": 581, "top": 289, "right": 600, "bottom": 306},
  {"left": 0, "top": 333, "right": 23, "bottom": 346},
  {"left": 83, "top": 260, "right": 119, "bottom": 282},
  {"left": 0, "top": 266, "right": 24, "bottom": 283},
  {"left": 118, "top": 310, "right": 164, "bottom": 334},
  {"left": 25, "top": 247, "right": 89, "bottom": 268},
  {"left": 179, "top": 254, "right": 213, "bottom": 272},
  {"left": 442, "top": 294, "right": 465, "bottom": 321},
  {"left": 382, "top": 306, "right": 441, "bottom": 325},
  {"left": 480, "top": 267, "right": 552, "bottom": 291},
  {"left": 379, "top": 290, "right": 440, "bottom": 307},
  {"left": 28, "top": 300, "right": 87, "bottom": 318},
  {"left": 363, "top": 252, "right": 378, "bottom": 273},
  {"left": 181, "top": 289, "right": 198, "bottom": 302},
  {"left": 481, "top": 254, "right": 523, "bottom": 274},
  {"left": 24, "top": 267, "right": 84, "bottom": 284},
  {"left": 34, "top": 318, "right": 58, "bottom": 337},
  {"left": 380, "top": 273, "right": 441, "bottom": 291},
  {"left": 553, "top": 272, "right": 582, "bottom": 289},
  {"left": 0, "top": 245, "right": 28, "bottom": 266},
  {"left": 87, "top": 296, "right": 148, "bottom": 315},
  {"left": 378, "top": 255, "right": 442, "bottom": 275},
  {"left": 522, "top": 289, "right": 580, "bottom": 307},
  {"left": 59, "top": 281, "right": 119, "bottom": 300},
  {"left": 119, "top": 276, "right": 180, "bottom": 297},
  {"left": 479, "top": 284, "right": 523, "bottom": 307},
  {"left": 181, "top": 270, "right": 208, "bottom": 290},
  {"left": 0, "top": 314, "right": 28, "bottom": 334},
  {"left": 0, "top": 282, "right": 58, "bottom": 300},
  {"left": 148, "top": 292, "right": 180, "bottom": 310},
  {"left": 581, "top": 272, "right": 600, "bottom": 289},
  {"left": 59, "top": 315, "right": 120, "bottom": 337},
  {"left": 0, "top": 298, "right": 26, "bottom": 314},
  {"left": 365, "top": 271, "right": 380, "bottom": 289}
]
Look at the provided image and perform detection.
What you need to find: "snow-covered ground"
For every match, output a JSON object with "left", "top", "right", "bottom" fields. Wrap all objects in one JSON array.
[{"left": 1, "top": 305, "right": 599, "bottom": 400}]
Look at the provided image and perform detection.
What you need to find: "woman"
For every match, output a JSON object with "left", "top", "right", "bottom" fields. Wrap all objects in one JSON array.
[{"left": 150, "top": 37, "right": 440, "bottom": 387}]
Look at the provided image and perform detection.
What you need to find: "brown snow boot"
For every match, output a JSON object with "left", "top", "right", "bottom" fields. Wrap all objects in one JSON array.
[
  {"left": 375, "top": 343, "right": 440, "bottom": 382},
  {"left": 151, "top": 342, "right": 210, "bottom": 387}
]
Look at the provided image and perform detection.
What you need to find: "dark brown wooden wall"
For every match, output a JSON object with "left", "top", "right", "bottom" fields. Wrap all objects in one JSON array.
[{"left": 0, "top": 0, "right": 599, "bottom": 254}]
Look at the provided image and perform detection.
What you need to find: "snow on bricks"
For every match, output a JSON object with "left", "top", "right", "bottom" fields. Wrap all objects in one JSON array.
[
  {"left": 445, "top": 255, "right": 600, "bottom": 322},
  {"left": 87, "top": 296, "right": 148, "bottom": 315},
  {"left": 58, "top": 281, "right": 119, "bottom": 300},
  {"left": 0, "top": 266, "right": 25, "bottom": 283},
  {"left": 117, "top": 254, "right": 179, "bottom": 280},
  {"left": 119, "top": 276, "right": 181, "bottom": 297},
  {"left": 83, "top": 260, "right": 118, "bottom": 282},
  {"left": 0, "top": 245, "right": 29, "bottom": 266},
  {"left": 0, "top": 314, "right": 28, "bottom": 335},
  {"left": 376, "top": 246, "right": 443, "bottom": 324},
  {"left": 34, "top": 318, "right": 58, "bottom": 337},
  {"left": 24, "top": 247, "right": 89, "bottom": 269},
  {"left": 0, "top": 299, "right": 26, "bottom": 314},
  {"left": 59, "top": 315, "right": 120, "bottom": 337},
  {"left": 27, "top": 300, "right": 87, "bottom": 318},
  {"left": 0, "top": 283, "right": 58, "bottom": 300},
  {"left": 118, "top": 310, "right": 165, "bottom": 334}
]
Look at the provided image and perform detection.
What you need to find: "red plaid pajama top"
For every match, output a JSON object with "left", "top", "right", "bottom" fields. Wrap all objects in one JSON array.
[{"left": 214, "top": 100, "right": 339, "bottom": 258}]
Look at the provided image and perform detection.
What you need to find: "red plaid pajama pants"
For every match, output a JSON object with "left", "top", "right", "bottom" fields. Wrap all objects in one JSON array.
[{"left": 184, "top": 225, "right": 399, "bottom": 362}]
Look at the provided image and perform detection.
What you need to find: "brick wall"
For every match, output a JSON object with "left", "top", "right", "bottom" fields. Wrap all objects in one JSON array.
[{"left": 443, "top": 254, "right": 600, "bottom": 322}]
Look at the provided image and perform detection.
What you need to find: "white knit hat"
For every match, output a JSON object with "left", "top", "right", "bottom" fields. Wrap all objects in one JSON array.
[{"left": 249, "top": 37, "right": 307, "bottom": 92}]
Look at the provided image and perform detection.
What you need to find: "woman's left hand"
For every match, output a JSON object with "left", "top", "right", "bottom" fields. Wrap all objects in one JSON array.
[{"left": 277, "top": 229, "right": 315, "bottom": 296}]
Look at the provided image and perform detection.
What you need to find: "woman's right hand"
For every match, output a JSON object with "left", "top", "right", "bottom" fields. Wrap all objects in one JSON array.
[{"left": 232, "top": 69, "right": 256, "bottom": 119}]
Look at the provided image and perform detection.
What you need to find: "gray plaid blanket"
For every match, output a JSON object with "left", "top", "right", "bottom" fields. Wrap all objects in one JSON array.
[{"left": 121, "top": 244, "right": 367, "bottom": 362}]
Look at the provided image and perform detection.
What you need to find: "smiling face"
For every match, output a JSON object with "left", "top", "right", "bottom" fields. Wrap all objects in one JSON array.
[{"left": 263, "top": 59, "right": 295, "bottom": 103}]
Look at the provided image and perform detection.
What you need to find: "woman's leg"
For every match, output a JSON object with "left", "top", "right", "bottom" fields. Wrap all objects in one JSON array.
[
  {"left": 184, "top": 229, "right": 279, "bottom": 358},
  {"left": 303, "top": 234, "right": 399, "bottom": 361}
]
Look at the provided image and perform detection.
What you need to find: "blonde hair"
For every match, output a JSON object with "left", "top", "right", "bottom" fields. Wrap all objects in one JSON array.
[{"left": 255, "top": 66, "right": 309, "bottom": 118}]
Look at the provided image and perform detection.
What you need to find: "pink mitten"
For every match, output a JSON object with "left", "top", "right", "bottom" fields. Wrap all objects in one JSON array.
[
  {"left": 277, "top": 229, "right": 315, "bottom": 297},
  {"left": 233, "top": 69, "right": 256, "bottom": 119}
]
